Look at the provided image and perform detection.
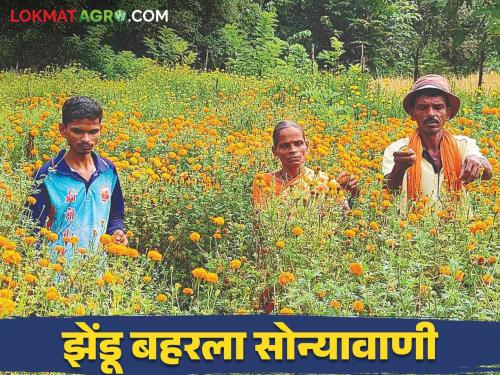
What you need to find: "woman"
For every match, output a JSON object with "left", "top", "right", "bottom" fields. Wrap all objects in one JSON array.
[{"left": 252, "top": 120, "right": 359, "bottom": 209}]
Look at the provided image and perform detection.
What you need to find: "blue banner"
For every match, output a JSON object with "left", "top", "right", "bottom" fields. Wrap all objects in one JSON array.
[{"left": 0, "top": 316, "right": 498, "bottom": 374}]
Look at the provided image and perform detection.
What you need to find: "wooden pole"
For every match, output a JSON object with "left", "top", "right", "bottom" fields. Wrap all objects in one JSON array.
[{"left": 204, "top": 49, "right": 209, "bottom": 72}]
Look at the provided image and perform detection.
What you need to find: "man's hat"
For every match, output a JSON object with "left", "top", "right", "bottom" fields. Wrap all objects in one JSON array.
[{"left": 403, "top": 74, "right": 461, "bottom": 119}]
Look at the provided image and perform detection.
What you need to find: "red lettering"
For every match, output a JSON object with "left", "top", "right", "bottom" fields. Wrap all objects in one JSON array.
[
  {"left": 10, "top": 9, "right": 19, "bottom": 23},
  {"left": 32, "top": 9, "right": 42, "bottom": 22},
  {"left": 43, "top": 9, "right": 57, "bottom": 22},
  {"left": 56, "top": 9, "right": 68, "bottom": 22},
  {"left": 19, "top": 9, "right": 31, "bottom": 22},
  {"left": 67, "top": 9, "right": 77, "bottom": 22}
]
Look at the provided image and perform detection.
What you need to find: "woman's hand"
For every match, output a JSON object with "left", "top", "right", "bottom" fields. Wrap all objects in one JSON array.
[{"left": 337, "top": 171, "right": 360, "bottom": 197}]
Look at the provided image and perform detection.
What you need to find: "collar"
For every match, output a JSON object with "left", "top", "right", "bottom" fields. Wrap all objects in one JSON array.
[{"left": 51, "top": 149, "right": 110, "bottom": 175}]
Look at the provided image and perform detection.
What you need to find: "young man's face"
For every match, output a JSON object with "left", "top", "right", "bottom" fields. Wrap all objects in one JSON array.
[
  {"left": 59, "top": 118, "right": 101, "bottom": 155},
  {"left": 411, "top": 94, "right": 450, "bottom": 136}
]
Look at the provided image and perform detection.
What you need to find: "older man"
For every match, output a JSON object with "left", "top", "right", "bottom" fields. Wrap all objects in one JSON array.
[{"left": 382, "top": 74, "right": 492, "bottom": 207}]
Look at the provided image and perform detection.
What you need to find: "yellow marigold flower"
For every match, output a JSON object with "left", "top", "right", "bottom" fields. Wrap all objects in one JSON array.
[
  {"left": 24, "top": 273, "right": 37, "bottom": 284},
  {"left": 278, "top": 271, "right": 296, "bottom": 286},
  {"left": 52, "top": 263, "right": 63, "bottom": 273},
  {"left": 236, "top": 308, "right": 249, "bottom": 315},
  {"left": 229, "top": 259, "right": 241, "bottom": 270},
  {"left": 45, "top": 287, "right": 59, "bottom": 301},
  {"left": 2, "top": 250, "right": 21, "bottom": 265},
  {"left": 365, "top": 243, "right": 375, "bottom": 253},
  {"left": 291, "top": 226, "right": 304, "bottom": 236},
  {"left": 147, "top": 250, "right": 162, "bottom": 262},
  {"left": 329, "top": 300, "right": 341, "bottom": 309},
  {"left": 213, "top": 231, "right": 222, "bottom": 239},
  {"left": 0, "top": 289, "right": 13, "bottom": 299},
  {"left": 168, "top": 235, "right": 175, "bottom": 242},
  {"left": 133, "top": 303, "right": 141, "bottom": 312},
  {"left": 213, "top": 216, "right": 225, "bottom": 226},
  {"left": 38, "top": 258, "right": 50, "bottom": 267},
  {"left": 351, "top": 209, "right": 362, "bottom": 217},
  {"left": 142, "top": 275, "right": 152, "bottom": 283},
  {"left": 369, "top": 221, "right": 380, "bottom": 231},
  {"left": 102, "top": 271, "right": 116, "bottom": 284},
  {"left": 75, "top": 305, "right": 86, "bottom": 316},
  {"left": 352, "top": 300, "right": 365, "bottom": 313},
  {"left": 344, "top": 229, "right": 356, "bottom": 239},
  {"left": 429, "top": 228, "right": 437, "bottom": 236},
  {"left": 1, "top": 275, "right": 17, "bottom": 289},
  {"left": 454, "top": 270, "right": 465, "bottom": 282},
  {"left": 69, "top": 236, "right": 78, "bottom": 245},
  {"left": 381, "top": 200, "right": 392, "bottom": 209},
  {"left": 316, "top": 290, "right": 326, "bottom": 299},
  {"left": 156, "top": 293, "right": 168, "bottom": 302},
  {"left": 0, "top": 298, "right": 16, "bottom": 316},
  {"left": 189, "top": 232, "right": 201, "bottom": 242},
  {"left": 482, "top": 274, "right": 493, "bottom": 285},
  {"left": 95, "top": 279, "right": 105, "bottom": 287},
  {"left": 100, "top": 234, "right": 112, "bottom": 245},
  {"left": 275, "top": 240, "right": 285, "bottom": 249},
  {"left": 191, "top": 267, "right": 208, "bottom": 280},
  {"left": 205, "top": 272, "right": 218, "bottom": 283},
  {"left": 279, "top": 307, "right": 294, "bottom": 315},
  {"left": 439, "top": 266, "right": 451, "bottom": 276},
  {"left": 183, "top": 287, "right": 194, "bottom": 296},
  {"left": 77, "top": 247, "right": 86, "bottom": 254},
  {"left": 349, "top": 262, "right": 364, "bottom": 276}
]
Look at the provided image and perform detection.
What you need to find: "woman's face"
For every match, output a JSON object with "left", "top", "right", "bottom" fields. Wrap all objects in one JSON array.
[{"left": 272, "top": 126, "right": 308, "bottom": 169}]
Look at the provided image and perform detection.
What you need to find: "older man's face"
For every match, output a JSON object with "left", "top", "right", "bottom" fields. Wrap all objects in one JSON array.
[{"left": 411, "top": 94, "right": 450, "bottom": 136}]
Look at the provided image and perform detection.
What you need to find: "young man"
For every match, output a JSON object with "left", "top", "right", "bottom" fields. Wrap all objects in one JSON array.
[
  {"left": 382, "top": 74, "right": 492, "bottom": 208},
  {"left": 28, "top": 96, "right": 127, "bottom": 259}
]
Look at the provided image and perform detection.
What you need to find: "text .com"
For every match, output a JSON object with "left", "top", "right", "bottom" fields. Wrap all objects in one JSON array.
[{"left": 9, "top": 9, "right": 169, "bottom": 23}]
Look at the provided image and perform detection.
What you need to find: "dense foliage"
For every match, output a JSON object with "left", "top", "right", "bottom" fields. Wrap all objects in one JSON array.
[{"left": 1, "top": 0, "right": 498, "bottom": 78}]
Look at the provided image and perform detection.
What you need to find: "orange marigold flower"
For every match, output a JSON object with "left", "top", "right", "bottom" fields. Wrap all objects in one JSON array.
[
  {"left": 54, "top": 245, "right": 65, "bottom": 254},
  {"left": 439, "top": 266, "right": 451, "bottom": 276},
  {"left": 38, "top": 258, "right": 50, "bottom": 267},
  {"left": 454, "top": 270, "right": 465, "bottom": 282},
  {"left": 45, "top": 287, "right": 59, "bottom": 301},
  {"left": 142, "top": 275, "right": 152, "bottom": 283},
  {"left": 369, "top": 221, "right": 380, "bottom": 231},
  {"left": 75, "top": 305, "right": 85, "bottom": 316},
  {"left": 419, "top": 284, "right": 429, "bottom": 294},
  {"left": 329, "top": 300, "right": 341, "bottom": 309},
  {"left": 349, "top": 262, "right": 364, "bottom": 276},
  {"left": 26, "top": 196, "right": 37, "bottom": 205},
  {"left": 278, "top": 271, "right": 296, "bottom": 286},
  {"left": 51, "top": 264, "right": 63, "bottom": 273},
  {"left": 205, "top": 272, "right": 219, "bottom": 283},
  {"left": 0, "top": 289, "right": 13, "bottom": 299},
  {"left": 156, "top": 293, "right": 168, "bottom": 302},
  {"left": 147, "top": 250, "right": 162, "bottom": 262},
  {"left": 23, "top": 236, "right": 36, "bottom": 245},
  {"left": 191, "top": 267, "right": 208, "bottom": 280},
  {"left": 486, "top": 256, "right": 496, "bottom": 265},
  {"left": 275, "top": 240, "right": 285, "bottom": 249},
  {"left": 183, "top": 287, "right": 194, "bottom": 296},
  {"left": 482, "top": 274, "right": 493, "bottom": 285},
  {"left": 189, "top": 232, "right": 201, "bottom": 242},
  {"left": 102, "top": 271, "right": 116, "bottom": 284},
  {"left": 24, "top": 273, "right": 37, "bottom": 284},
  {"left": 0, "top": 298, "right": 16, "bottom": 316},
  {"left": 344, "top": 229, "right": 356, "bottom": 239},
  {"left": 429, "top": 228, "right": 437, "bottom": 236},
  {"left": 47, "top": 232, "right": 58, "bottom": 242},
  {"left": 2, "top": 250, "right": 21, "bottom": 265},
  {"left": 365, "top": 243, "right": 375, "bottom": 253},
  {"left": 352, "top": 300, "right": 365, "bottom": 313},
  {"left": 291, "top": 226, "right": 304, "bottom": 236},
  {"left": 229, "top": 259, "right": 241, "bottom": 270},
  {"left": 100, "top": 234, "right": 112, "bottom": 245}
]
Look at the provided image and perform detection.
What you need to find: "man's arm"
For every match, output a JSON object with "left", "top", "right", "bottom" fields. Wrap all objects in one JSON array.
[
  {"left": 384, "top": 149, "right": 417, "bottom": 191},
  {"left": 106, "top": 175, "right": 127, "bottom": 245},
  {"left": 459, "top": 155, "right": 493, "bottom": 184}
]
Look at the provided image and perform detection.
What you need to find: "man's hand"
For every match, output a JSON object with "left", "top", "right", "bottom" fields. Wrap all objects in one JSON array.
[
  {"left": 337, "top": 171, "right": 360, "bottom": 197},
  {"left": 393, "top": 148, "right": 417, "bottom": 169},
  {"left": 459, "top": 155, "right": 493, "bottom": 185},
  {"left": 112, "top": 229, "right": 128, "bottom": 246}
]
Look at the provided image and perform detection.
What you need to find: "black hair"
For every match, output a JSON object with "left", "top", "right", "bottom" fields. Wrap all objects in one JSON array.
[
  {"left": 62, "top": 96, "right": 103, "bottom": 125},
  {"left": 409, "top": 88, "right": 450, "bottom": 108},
  {"left": 272, "top": 120, "right": 305, "bottom": 146}
]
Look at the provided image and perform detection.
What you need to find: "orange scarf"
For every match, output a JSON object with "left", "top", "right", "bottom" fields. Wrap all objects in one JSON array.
[{"left": 407, "top": 129, "right": 462, "bottom": 200}]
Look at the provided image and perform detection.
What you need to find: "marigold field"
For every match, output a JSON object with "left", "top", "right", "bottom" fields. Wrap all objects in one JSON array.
[{"left": 0, "top": 66, "right": 498, "bottom": 319}]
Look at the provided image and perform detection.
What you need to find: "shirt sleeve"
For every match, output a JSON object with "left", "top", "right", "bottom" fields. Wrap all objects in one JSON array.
[
  {"left": 26, "top": 173, "right": 52, "bottom": 231},
  {"left": 455, "top": 136, "right": 485, "bottom": 163},
  {"left": 106, "top": 174, "right": 125, "bottom": 234}
]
